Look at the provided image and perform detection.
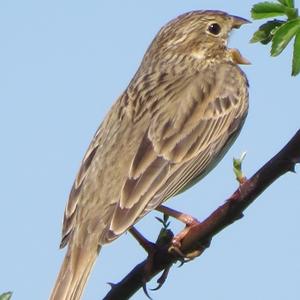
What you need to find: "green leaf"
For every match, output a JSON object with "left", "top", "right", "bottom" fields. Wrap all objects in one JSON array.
[
  {"left": 233, "top": 152, "right": 247, "bottom": 184},
  {"left": 163, "top": 213, "right": 169, "bottom": 224},
  {"left": 155, "top": 214, "right": 170, "bottom": 229},
  {"left": 250, "top": 20, "right": 284, "bottom": 44},
  {"left": 292, "top": 31, "right": 300, "bottom": 75},
  {"left": 286, "top": 0, "right": 295, "bottom": 8},
  {"left": 277, "top": 0, "right": 294, "bottom": 8},
  {"left": 271, "top": 18, "right": 300, "bottom": 56},
  {"left": 0, "top": 292, "right": 12, "bottom": 300},
  {"left": 252, "top": 2, "right": 289, "bottom": 19},
  {"left": 286, "top": 8, "right": 298, "bottom": 20},
  {"left": 277, "top": 0, "right": 286, "bottom": 5}
]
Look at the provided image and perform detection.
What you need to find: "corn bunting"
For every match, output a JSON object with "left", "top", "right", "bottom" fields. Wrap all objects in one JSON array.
[{"left": 50, "top": 10, "right": 250, "bottom": 300}]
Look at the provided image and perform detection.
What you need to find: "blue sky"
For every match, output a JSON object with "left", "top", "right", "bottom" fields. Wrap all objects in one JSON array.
[{"left": 1, "top": 1, "right": 300, "bottom": 299}]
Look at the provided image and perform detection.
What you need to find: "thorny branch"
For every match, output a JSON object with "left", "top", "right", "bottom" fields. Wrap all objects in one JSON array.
[{"left": 103, "top": 130, "right": 300, "bottom": 300}]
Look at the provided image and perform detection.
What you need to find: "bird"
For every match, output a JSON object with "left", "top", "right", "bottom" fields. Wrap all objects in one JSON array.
[{"left": 49, "top": 10, "right": 250, "bottom": 300}]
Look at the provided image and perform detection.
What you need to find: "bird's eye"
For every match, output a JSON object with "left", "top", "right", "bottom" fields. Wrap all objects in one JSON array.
[{"left": 207, "top": 23, "right": 221, "bottom": 35}]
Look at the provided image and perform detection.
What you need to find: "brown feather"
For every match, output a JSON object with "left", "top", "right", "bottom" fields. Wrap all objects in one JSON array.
[
  {"left": 109, "top": 63, "right": 248, "bottom": 236},
  {"left": 50, "top": 10, "right": 250, "bottom": 300}
]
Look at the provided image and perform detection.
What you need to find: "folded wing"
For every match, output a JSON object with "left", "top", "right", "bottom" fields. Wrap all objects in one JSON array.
[{"left": 108, "top": 64, "right": 248, "bottom": 239}]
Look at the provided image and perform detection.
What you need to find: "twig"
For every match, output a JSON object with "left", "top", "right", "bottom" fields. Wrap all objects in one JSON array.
[{"left": 103, "top": 130, "right": 300, "bottom": 300}]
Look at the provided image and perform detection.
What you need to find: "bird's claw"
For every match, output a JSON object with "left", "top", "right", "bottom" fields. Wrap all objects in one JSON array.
[
  {"left": 167, "top": 221, "right": 208, "bottom": 264},
  {"left": 150, "top": 265, "right": 171, "bottom": 291},
  {"left": 168, "top": 244, "right": 203, "bottom": 266},
  {"left": 143, "top": 282, "right": 153, "bottom": 300},
  {"left": 142, "top": 248, "right": 172, "bottom": 297}
]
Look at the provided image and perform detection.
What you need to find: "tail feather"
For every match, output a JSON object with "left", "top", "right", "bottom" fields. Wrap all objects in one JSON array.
[{"left": 49, "top": 242, "right": 100, "bottom": 300}]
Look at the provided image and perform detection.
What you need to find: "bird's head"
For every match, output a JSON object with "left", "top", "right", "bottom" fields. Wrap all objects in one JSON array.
[{"left": 144, "top": 10, "right": 250, "bottom": 68}]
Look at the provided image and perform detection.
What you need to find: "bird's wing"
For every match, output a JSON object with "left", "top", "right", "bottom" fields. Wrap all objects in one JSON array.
[
  {"left": 60, "top": 136, "right": 101, "bottom": 248},
  {"left": 108, "top": 64, "right": 248, "bottom": 239},
  {"left": 60, "top": 99, "right": 123, "bottom": 248}
]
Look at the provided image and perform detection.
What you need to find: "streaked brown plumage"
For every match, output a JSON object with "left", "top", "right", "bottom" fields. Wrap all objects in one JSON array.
[{"left": 50, "top": 10, "right": 250, "bottom": 300}]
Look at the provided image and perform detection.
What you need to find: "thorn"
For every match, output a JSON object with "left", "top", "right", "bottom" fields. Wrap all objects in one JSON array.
[
  {"left": 129, "top": 227, "right": 156, "bottom": 253},
  {"left": 234, "top": 212, "right": 244, "bottom": 221},
  {"left": 289, "top": 164, "right": 296, "bottom": 173},
  {"left": 107, "top": 282, "right": 116, "bottom": 289}
]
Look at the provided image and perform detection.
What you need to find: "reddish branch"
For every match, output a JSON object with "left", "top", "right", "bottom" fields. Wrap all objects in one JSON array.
[{"left": 103, "top": 130, "right": 300, "bottom": 300}]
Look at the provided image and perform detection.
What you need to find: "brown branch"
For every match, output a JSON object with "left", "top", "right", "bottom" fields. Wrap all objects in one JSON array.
[{"left": 103, "top": 130, "right": 300, "bottom": 300}]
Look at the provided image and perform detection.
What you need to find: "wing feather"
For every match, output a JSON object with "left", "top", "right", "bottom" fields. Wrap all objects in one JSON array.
[{"left": 108, "top": 64, "right": 248, "bottom": 237}]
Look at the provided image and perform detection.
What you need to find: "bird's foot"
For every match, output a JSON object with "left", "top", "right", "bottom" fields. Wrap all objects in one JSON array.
[
  {"left": 156, "top": 205, "right": 205, "bottom": 262},
  {"left": 150, "top": 265, "right": 171, "bottom": 291},
  {"left": 129, "top": 227, "right": 173, "bottom": 297},
  {"left": 168, "top": 223, "right": 206, "bottom": 264},
  {"left": 156, "top": 205, "right": 199, "bottom": 226}
]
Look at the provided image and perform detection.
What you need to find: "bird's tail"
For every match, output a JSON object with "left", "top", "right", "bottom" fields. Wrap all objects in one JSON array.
[{"left": 49, "top": 241, "right": 100, "bottom": 300}]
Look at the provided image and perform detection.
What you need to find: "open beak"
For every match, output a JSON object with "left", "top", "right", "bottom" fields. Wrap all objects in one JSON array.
[
  {"left": 231, "top": 15, "right": 251, "bottom": 29},
  {"left": 228, "top": 15, "right": 251, "bottom": 65}
]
